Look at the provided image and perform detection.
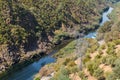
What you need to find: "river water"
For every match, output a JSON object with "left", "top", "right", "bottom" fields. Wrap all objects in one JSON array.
[
  {"left": 4, "top": 7, "right": 113, "bottom": 80},
  {"left": 85, "top": 7, "right": 113, "bottom": 38}
]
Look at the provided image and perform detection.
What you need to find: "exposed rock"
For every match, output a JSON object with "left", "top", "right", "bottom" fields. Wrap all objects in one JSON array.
[
  {"left": 41, "top": 73, "right": 54, "bottom": 80},
  {"left": 39, "top": 66, "right": 54, "bottom": 77},
  {"left": 41, "top": 76, "right": 51, "bottom": 80},
  {"left": 69, "top": 73, "right": 81, "bottom": 80},
  {"left": 39, "top": 66, "right": 55, "bottom": 80}
]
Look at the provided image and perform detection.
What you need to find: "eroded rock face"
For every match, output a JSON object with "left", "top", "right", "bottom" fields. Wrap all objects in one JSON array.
[
  {"left": 39, "top": 66, "right": 54, "bottom": 77},
  {"left": 0, "top": 45, "right": 19, "bottom": 73},
  {"left": 39, "top": 66, "right": 54, "bottom": 80}
]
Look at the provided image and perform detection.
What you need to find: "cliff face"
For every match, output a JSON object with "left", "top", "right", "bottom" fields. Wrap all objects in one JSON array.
[{"left": 0, "top": 0, "right": 108, "bottom": 73}]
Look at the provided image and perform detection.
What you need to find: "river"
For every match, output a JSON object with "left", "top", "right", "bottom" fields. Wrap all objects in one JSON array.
[
  {"left": 3, "top": 7, "right": 113, "bottom": 80},
  {"left": 84, "top": 7, "right": 113, "bottom": 38}
]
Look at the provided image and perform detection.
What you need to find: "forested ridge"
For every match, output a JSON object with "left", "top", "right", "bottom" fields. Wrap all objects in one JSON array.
[{"left": 0, "top": 0, "right": 113, "bottom": 76}]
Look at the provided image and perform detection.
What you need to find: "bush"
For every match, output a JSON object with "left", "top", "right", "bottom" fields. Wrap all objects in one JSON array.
[
  {"left": 54, "top": 63, "right": 61, "bottom": 71},
  {"left": 106, "top": 58, "right": 120, "bottom": 80},
  {"left": 54, "top": 40, "right": 76, "bottom": 58},
  {"left": 86, "top": 39, "right": 99, "bottom": 53},
  {"left": 53, "top": 31, "right": 69, "bottom": 44},
  {"left": 78, "top": 71, "right": 86, "bottom": 79},
  {"left": 89, "top": 45, "right": 99, "bottom": 53},
  {"left": 100, "top": 44, "right": 106, "bottom": 49},
  {"left": 95, "top": 54, "right": 102, "bottom": 59},
  {"left": 113, "top": 39, "right": 120, "bottom": 45},
  {"left": 102, "top": 55, "right": 116, "bottom": 65},
  {"left": 63, "top": 58, "right": 71, "bottom": 65},
  {"left": 70, "top": 66, "right": 79, "bottom": 73},
  {"left": 34, "top": 78, "right": 40, "bottom": 80},
  {"left": 101, "top": 57, "right": 107, "bottom": 64},
  {"left": 66, "top": 64, "right": 78, "bottom": 74},
  {"left": 93, "top": 68, "right": 104, "bottom": 79},
  {"left": 106, "top": 43, "right": 116, "bottom": 55},
  {"left": 107, "top": 42, "right": 116, "bottom": 48},
  {"left": 86, "top": 61, "right": 99, "bottom": 75},
  {"left": 52, "top": 67, "right": 70, "bottom": 80},
  {"left": 67, "top": 61, "right": 76, "bottom": 67},
  {"left": 83, "top": 54, "right": 91, "bottom": 64},
  {"left": 98, "top": 49, "right": 104, "bottom": 54}
]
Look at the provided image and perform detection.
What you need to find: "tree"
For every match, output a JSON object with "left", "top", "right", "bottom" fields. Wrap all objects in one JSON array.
[{"left": 106, "top": 58, "right": 120, "bottom": 80}]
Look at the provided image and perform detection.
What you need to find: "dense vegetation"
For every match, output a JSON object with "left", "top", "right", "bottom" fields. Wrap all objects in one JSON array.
[
  {"left": 0, "top": 0, "right": 105, "bottom": 49},
  {"left": 34, "top": 1, "right": 120, "bottom": 80},
  {"left": 0, "top": 0, "right": 108, "bottom": 74}
]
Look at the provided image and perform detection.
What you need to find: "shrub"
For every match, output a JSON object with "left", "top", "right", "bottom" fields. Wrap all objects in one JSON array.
[
  {"left": 107, "top": 42, "right": 116, "bottom": 48},
  {"left": 106, "top": 45, "right": 115, "bottom": 55},
  {"left": 67, "top": 61, "right": 76, "bottom": 67},
  {"left": 78, "top": 71, "right": 86, "bottom": 79},
  {"left": 86, "top": 39, "right": 99, "bottom": 53},
  {"left": 101, "top": 57, "right": 107, "bottom": 64},
  {"left": 53, "top": 31, "right": 69, "bottom": 44},
  {"left": 106, "top": 58, "right": 120, "bottom": 80},
  {"left": 104, "top": 71, "right": 112, "bottom": 78},
  {"left": 54, "top": 40, "right": 76, "bottom": 58},
  {"left": 63, "top": 58, "right": 71, "bottom": 65},
  {"left": 52, "top": 67, "right": 70, "bottom": 80},
  {"left": 93, "top": 68, "right": 104, "bottom": 79},
  {"left": 95, "top": 54, "right": 102, "bottom": 59},
  {"left": 70, "top": 66, "right": 79, "bottom": 73},
  {"left": 102, "top": 55, "right": 116, "bottom": 65},
  {"left": 90, "top": 45, "right": 99, "bottom": 53},
  {"left": 113, "top": 39, "right": 120, "bottom": 45},
  {"left": 83, "top": 55, "right": 91, "bottom": 64},
  {"left": 100, "top": 44, "right": 106, "bottom": 49},
  {"left": 34, "top": 78, "right": 40, "bottom": 80},
  {"left": 86, "top": 61, "right": 99, "bottom": 75},
  {"left": 98, "top": 49, "right": 104, "bottom": 54},
  {"left": 54, "top": 63, "right": 61, "bottom": 71}
]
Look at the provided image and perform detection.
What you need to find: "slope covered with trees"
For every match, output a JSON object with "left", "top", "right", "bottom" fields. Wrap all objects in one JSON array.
[
  {"left": 34, "top": 1, "right": 120, "bottom": 80},
  {"left": 0, "top": 0, "right": 111, "bottom": 76}
]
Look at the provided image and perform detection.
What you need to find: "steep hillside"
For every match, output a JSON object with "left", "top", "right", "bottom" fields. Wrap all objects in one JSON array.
[
  {"left": 0, "top": 0, "right": 108, "bottom": 74},
  {"left": 34, "top": 1, "right": 120, "bottom": 80}
]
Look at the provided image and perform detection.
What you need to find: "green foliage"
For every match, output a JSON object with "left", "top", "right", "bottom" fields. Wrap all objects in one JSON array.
[
  {"left": 101, "top": 55, "right": 116, "bottom": 66},
  {"left": 98, "top": 49, "right": 104, "bottom": 54},
  {"left": 78, "top": 71, "right": 87, "bottom": 80},
  {"left": 0, "top": 0, "right": 105, "bottom": 51},
  {"left": 106, "top": 42, "right": 116, "bottom": 55},
  {"left": 98, "top": 21, "right": 113, "bottom": 33},
  {"left": 53, "top": 31, "right": 69, "bottom": 44},
  {"left": 51, "top": 67, "right": 70, "bottom": 80},
  {"left": 95, "top": 54, "right": 102, "bottom": 60},
  {"left": 86, "top": 39, "right": 99, "bottom": 53},
  {"left": 34, "top": 78, "right": 40, "bottom": 80},
  {"left": 93, "top": 68, "right": 104, "bottom": 79},
  {"left": 83, "top": 54, "right": 91, "bottom": 64},
  {"left": 54, "top": 40, "right": 76, "bottom": 58},
  {"left": 86, "top": 61, "right": 99, "bottom": 75},
  {"left": 100, "top": 44, "right": 106, "bottom": 49},
  {"left": 106, "top": 58, "right": 120, "bottom": 80},
  {"left": 113, "top": 39, "right": 120, "bottom": 45}
]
